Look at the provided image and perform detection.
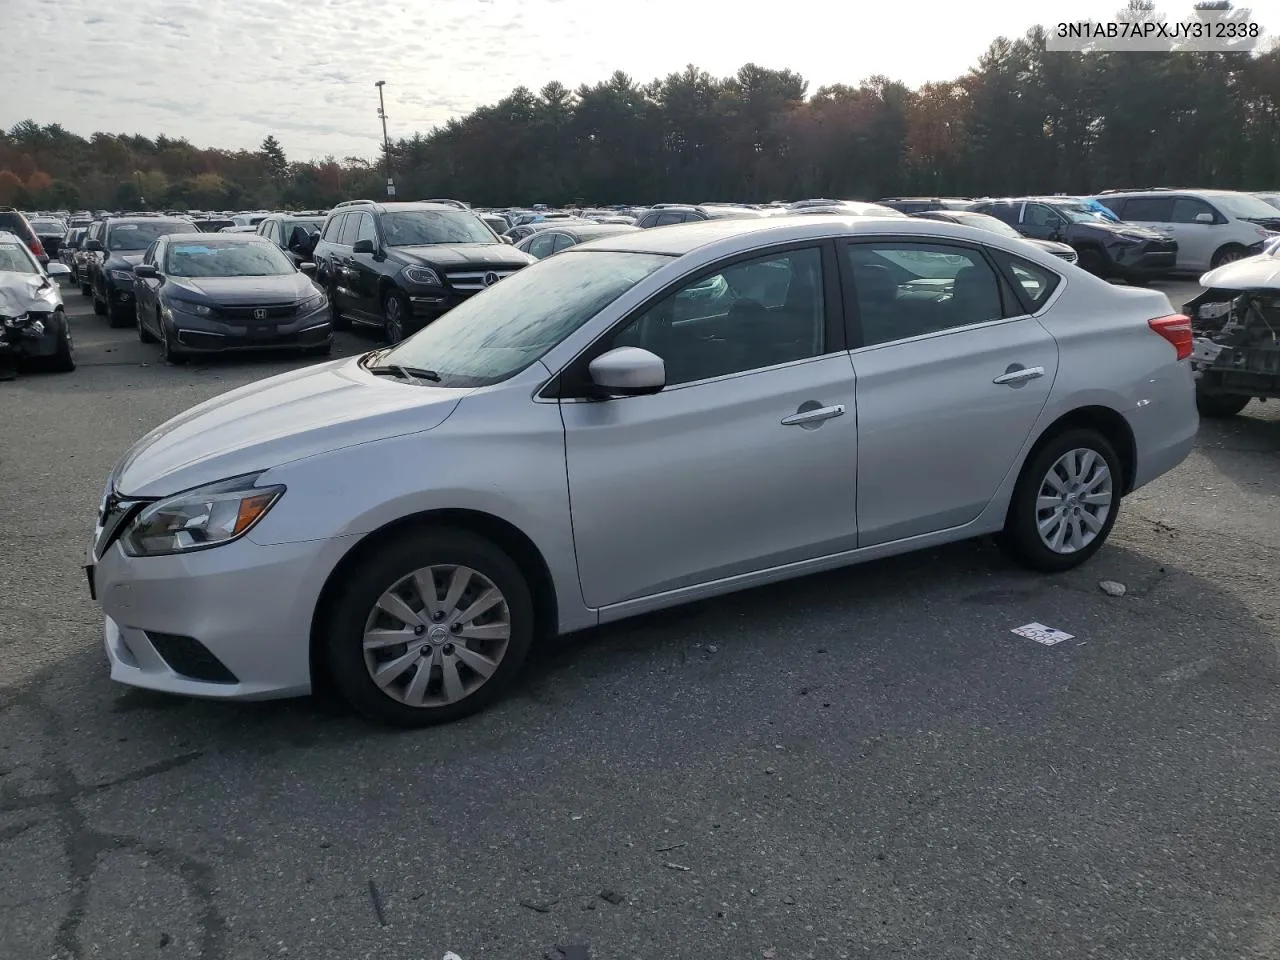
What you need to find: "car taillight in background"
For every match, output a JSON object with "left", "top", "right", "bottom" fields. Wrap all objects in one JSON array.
[
  {"left": 28, "top": 237, "right": 46, "bottom": 259},
  {"left": 1148, "top": 314, "right": 1193, "bottom": 361}
]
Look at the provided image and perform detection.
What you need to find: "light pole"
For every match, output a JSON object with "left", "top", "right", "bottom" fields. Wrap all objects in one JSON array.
[{"left": 375, "top": 80, "right": 395, "bottom": 197}]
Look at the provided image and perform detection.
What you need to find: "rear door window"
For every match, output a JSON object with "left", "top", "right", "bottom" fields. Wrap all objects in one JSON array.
[
  {"left": 1170, "top": 197, "right": 1218, "bottom": 224},
  {"left": 1119, "top": 196, "right": 1175, "bottom": 222},
  {"left": 338, "top": 213, "right": 360, "bottom": 246}
]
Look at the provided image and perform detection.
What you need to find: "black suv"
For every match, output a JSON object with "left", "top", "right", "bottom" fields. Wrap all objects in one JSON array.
[
  {"left": 85, "top": 217, "right": 192, "bottom": 325},
  {"left": 311, "top": 200, "right": 535, "bottom": 342},
  {"left": 968, "top": 197, "right": 1177, "bottom": 281}
]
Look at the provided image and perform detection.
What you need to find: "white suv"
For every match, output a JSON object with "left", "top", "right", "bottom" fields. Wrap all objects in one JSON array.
[{"left": 1092, "top": 189, "right": 1280, "bottom": 273}]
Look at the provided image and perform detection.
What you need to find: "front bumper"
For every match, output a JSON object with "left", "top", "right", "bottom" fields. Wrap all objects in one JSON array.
[
  {"left": 90, "top": 531, "right": 359, "bottom": 700},
  {"left": 171, "top": 303, "right": 332, "bottom": 353},
  {"left": 1112, "top": 242, "right": 1178, "bottom": 276}
]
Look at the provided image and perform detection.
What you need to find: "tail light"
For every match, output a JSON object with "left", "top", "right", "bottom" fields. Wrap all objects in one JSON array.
[
  {"left": 28, "top": 237, "right": 46, "bottom": 259},
  {"left": 1148, "top": 313, "right": 1193, "bottom": 361}
]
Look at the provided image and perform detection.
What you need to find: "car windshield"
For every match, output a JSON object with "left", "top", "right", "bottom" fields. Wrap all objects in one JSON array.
[
  {"left": 286, "top": 219, "right": 325, "bottom": 234},
  {"left": 0, "top": 241, "right": 37, "bottom": 274},
  {"left": 375, "top": 250, "right": 671, "bottom": 387},
  {"left": 1052, "top": 203, "right": 1110, "bottom": 224},
  {"left": 380, "top": 211, "right": 496, "bottom": 246},
  {"left": 1213, "top": 193, "right": 1280, "bottom": 220},
  {"left": 108, "top": 222, "right": 187, "bottom": 250},
  {"left": 32, "top": 220, "right": 65, "bottom": 232},
  {"left": 164, "top": 241, "right": 295, "bottom": 277},
  {"left": 950, "top": 213, "right": 1024, "bottom": 239}
]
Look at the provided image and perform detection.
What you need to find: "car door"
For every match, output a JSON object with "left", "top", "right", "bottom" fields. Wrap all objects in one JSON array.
[
  {"left": 348, "top": 213, "right": 382, "bottom": 317},
  {"left": 333, "top": 213, "right": 360, "bottom": 311},
  {"left": 134, "top": 240, "right": 162, "bottom": 332},
  {"left": 1019, "top": 203, "right": 1069, "bottom": 244},
  {"left": 560, "top": 243, "right": 858, "bottom": 610},
  {"left": 1166, "top": 196, "right": 1221, "bottom": 271},
  {"left": 842, "top": 240, "right": 1059, "bottom": 547},
  {"left": 526, "top": 232, "right": 558, "bottom": 259}
]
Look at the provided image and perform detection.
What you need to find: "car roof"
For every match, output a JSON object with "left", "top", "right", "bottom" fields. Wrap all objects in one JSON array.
[
  {"left": 107, "top": 217, "right": 190, "bottom": 227},
  {"left": 547, "top": 223, "right": 640, "bottom": 238},
  {"left": 570, "top": 214, "right": 990, "bottom": 257},
  {"left": 157, "top": 232, "right": 274, "bottom": 244}
]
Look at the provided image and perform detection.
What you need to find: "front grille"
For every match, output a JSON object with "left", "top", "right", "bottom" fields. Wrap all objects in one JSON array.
[
  {"left": 214, "top": 303, "right": 298, "bottom": 321},
  {"left": 178, "top": 326, "right": 329, "bottom": 350},
  {"left": 1053, "top": 249, "right": 1078, "bottom": 263},
  {"left": 443, "top": 268, "right": 521, "bottom": 293},
  {"left": 1143, "top": 239, "right": 1178, "bottom": 254},
  {"left": 146, "top": 632, "right": 239, "bottom": 684}
]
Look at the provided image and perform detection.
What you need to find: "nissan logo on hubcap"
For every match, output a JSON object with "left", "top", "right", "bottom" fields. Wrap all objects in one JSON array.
[
  {"left": 483, "top": 272, "right": 500, "bottom": 287},
  {"left": 253, "top": 308, "right": 268, "bottom": 320}
]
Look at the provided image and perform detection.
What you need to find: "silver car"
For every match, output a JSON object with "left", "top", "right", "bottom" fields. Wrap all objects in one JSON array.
[{"left": 87, "top": 216, "right": 1198, "bottom": 726}]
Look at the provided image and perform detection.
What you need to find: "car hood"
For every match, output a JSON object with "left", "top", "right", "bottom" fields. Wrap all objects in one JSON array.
[
  {"left": 165, "top": 273, "right": 316, "bottom": 305},
  {"left": 1028, "top": 239, "right": 1076, "bottom": 255},
  {"left": 1198, "top": 254, "right": 1280, "bottom": 291},
  {"left": 393, "top": 243, "right": 535, "bottom": 267},
  {"left": 114, "top": 357, "right": 470, "bottom": 497},
  {"left": 107, "top": 253, "right": 146, "bottom": 268},
  {"left": 1086, "top": 221, "right": 1167, "bottom": 241},
  {"left": 0, "top": 271, "right": 60, "bottom": 316}
]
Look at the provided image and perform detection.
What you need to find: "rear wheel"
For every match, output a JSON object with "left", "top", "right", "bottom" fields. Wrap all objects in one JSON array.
[
  {"left": 1211, "top": 244, "right": 1249, "bottom": 269},
  {"left": 1195, "top": 388, "right": 1250, "bottom": 418},
  {"left": 327, "top": 282, "right": 350, "bottom": 331},
  {"left": 323, "top": 528, "right": 535, "bottom": 727},
  {"left": 998, "top": 428, "right": 1122, "bottom": 573}
]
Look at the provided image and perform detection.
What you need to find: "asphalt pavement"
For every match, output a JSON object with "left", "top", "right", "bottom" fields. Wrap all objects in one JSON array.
[{"left": 3, "top": 279, "right": 1280, "bottom": 960}]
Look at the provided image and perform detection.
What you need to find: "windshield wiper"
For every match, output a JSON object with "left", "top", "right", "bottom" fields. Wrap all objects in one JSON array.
[{"left": 367, "top": 363, "right": 442, "bottom": 384}]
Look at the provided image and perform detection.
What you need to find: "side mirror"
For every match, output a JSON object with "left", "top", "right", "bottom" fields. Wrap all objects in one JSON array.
[
  {"left": 85, "top": 238, "right": 103, "bottom": 252},
  {"left": 588, "top": 346, "right": 666, "bottom": 397},
  {"left": 45, "top": 262, "right": 71, "bottom": 279},
  {"left": 299, "top": 262, "right": 317, "bottom": 274},
  {"left": 132, "top": 264, "right": 158, "bottom": 279},
  {"left": 500, "top": 235, "right": 513, "bottom": 244},
  {"left": 351, "top": 238, "right": 376, "bottom": 255},
  {"left": 1195, "top": 212, "right": 1215, "bottom": 224}
]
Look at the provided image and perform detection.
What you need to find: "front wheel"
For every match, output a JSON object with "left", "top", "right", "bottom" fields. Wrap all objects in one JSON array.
[
  {"left": 42, "top": 312, "right": 76, "bottom": 373},
  {"left": 323, "top": 528, "right": 535, "bottom": 727},
  {"left": 160, "top": 320, "right": 188, "bottom": 365},
  {"left": 1210, "top": 244, "right": 1249, "bottom": 269},
  {"left": 1195, "top": 388, "right": 1250, "bottom": 419},
  {"left": 137, "top": 308, "right": 158, "bottom": 343},
  {"left": 998, "top": 428, "right": 1122, "bottom": 573},
  {"left": 383, "top": 289, "right": 410, "bottom": 344}
]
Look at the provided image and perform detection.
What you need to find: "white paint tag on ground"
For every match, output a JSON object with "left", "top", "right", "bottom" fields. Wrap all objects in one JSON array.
[{"left": 1011, "top": 622, "right": 1075, "bottom": 646}]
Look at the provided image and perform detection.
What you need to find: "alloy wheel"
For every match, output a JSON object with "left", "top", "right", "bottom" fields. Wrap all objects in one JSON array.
[
  {"left": 361, "top": 564, "right": 512, "bottom": 708},
  {"left": 384, "top": 295, "right": 404, "bottom": 343},
  {"left": 1035, "top": 447, "right": 1113, "bottom": 554}
]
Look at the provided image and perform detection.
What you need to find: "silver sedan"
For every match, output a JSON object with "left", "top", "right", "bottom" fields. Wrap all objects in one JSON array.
[{"left": 88, "top": 216, "right": 1198, "bottom": 726}]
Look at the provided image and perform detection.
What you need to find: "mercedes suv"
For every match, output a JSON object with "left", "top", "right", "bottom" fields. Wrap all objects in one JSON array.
[{"left": 311, "top": 200, "right": 535, "bottom": 343}]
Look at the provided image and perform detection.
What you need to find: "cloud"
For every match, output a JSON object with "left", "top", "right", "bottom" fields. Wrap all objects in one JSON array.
[{"left": 0, "top": 0, "right": 1139, "bottom": 160}]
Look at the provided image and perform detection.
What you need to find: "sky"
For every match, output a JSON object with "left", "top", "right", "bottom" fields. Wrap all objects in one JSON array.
[{"left": 0, "top": 0, "right": 1259, "bottom": 161}]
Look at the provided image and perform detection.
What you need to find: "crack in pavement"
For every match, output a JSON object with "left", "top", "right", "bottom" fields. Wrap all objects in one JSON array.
[{"left": 0, "top": 688, "right": 227, "bottom": 960}]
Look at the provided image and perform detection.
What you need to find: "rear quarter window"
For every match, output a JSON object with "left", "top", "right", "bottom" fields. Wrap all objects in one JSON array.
[{"left": 989, "top": 251, "right": 1061, "bottom": 313}]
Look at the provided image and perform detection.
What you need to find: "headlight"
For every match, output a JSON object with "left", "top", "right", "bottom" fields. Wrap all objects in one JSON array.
[
  {"left": 402, "top": 265, "right": 442, "bottom": 286},
  {"left": 298, "top": 291, "right": 327, "bottom": 311},
  {"left": 110, "top": 269, "right": 135, "bottom": 282},
  {"left": 169, "top": 299, "right": 213, "bottom": 317},
  {"left": 121, "top": 474, "right": 285, "bottom": 557}
]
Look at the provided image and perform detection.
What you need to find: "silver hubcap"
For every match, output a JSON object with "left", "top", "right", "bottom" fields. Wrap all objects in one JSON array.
[
  {"left": 362, "top": 564, "right": 511, "bottom": 708},
  {"left": 1036, "top": 447, "right": 1113, "bottom": 554},
  {"left": 386, "top": 299, "right": 402, "bottom": 342}
]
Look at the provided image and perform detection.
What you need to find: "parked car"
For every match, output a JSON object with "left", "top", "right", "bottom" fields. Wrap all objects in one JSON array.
[
  {"left": 0, "top": 229, "right": 75, "bottom": 373},
  {"left": 1092, "top": 189, "right": 1280, "bottom": 272},
  {"left": 910, "top": 210, "right": 1079, "bottom": 263},
  {"left": 86, "top": 217, "right": 192, "bottom": 326},
  {"left": 515, "top": 222, "right": 641, "bottom": 258},
  {"left": 29, "top": 217, "right": 68, "bottom": 258},
  {"left": 78, "top": 219, "right": 107, "bottom": 295},
  {"left": 1182, "top": 235, "right": 1280, "bottom": 418},
  {"left": 311, "top": 200, "right": 535, "bottom": 342},
  {"left": 786, "top": 202, "right": 908, "bottom": 218},
  {"left": 86, "top": 216, "right": 1197, "bottom": 726},
  {"left": 635, "top": 205, "right": 766, "bottom": 228},
  {"left": 968, "top": 197, "right": 1176, "bottom": 281},
  {"left": 1254, "top": 191, "right": 1280, "bottom": 211},
  {"left": 60, "top": 227, "right": 88, "bottom": 279},
  {"left": 190, "top": 218, "right": 237, "bottom": 233},
  {"left": 876, "top": 197, "right": 973, "bottom": 214},
  {"left": 255, "top": 213, "right": 328, "bottom": 266},
  {"left": 131, "top": 233, "right": 331, "bottom": 364},
  {"left": 0, "top": 207, "right": 49, "bottom": 266}
]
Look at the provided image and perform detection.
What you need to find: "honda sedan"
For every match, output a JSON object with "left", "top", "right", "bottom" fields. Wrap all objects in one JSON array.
[{"left": 87, "top": 216, "right": 1198, "bottom": 726}]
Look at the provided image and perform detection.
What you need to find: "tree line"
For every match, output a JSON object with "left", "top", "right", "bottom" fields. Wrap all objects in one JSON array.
[{"left": 2, "top": 21, "right": 1278, "bottom": 212}]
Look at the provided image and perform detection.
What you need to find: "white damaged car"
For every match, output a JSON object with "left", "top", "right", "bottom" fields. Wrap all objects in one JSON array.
[{"left": 0, "top": 229, "right": 75, "bottom": 377}]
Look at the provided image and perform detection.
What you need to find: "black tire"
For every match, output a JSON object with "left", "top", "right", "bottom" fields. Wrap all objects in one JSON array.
[
  {"left": 327, "top": 282, "right": 350, "bottom": 331},
  {"left": 159, "top": 320, "right": 188, "bottom": 365},
  {"left": 1195, "top": 388, "right": 1250, "bottom": 419},
  {"left": 323, "top": 527, "right": 536, "bottom": 728},
  {"left": 303, "top": 341, "right": 332, "bottom": 358},
  {"left": 1210, "top": 244, "right": 1249, "bottom": 269},
  {"left": 383, "top": 289, "right": 410, "bottom": 344},
  {"left": 79, "top": 281, "right": 91, "bottom": 297},
  {"left": 40, "top": 312, "right": 76, "bottom": 373},
  {"left": 137, "top": 308, "right": 158, "bottom": 344},
  {"left": 107, "top": 302, "right": 132, "bottom": 328},
  {"left": 998, "top": 428, "right": 1123, "bottom": 573},
  {"left": 91, "top": 290, "right": 106, "bottom": 316}
]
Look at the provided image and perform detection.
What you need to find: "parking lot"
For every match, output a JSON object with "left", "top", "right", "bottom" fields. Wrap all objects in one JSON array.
[{"left": 3, "top": 277, "right": 1280, "bottom": 960}]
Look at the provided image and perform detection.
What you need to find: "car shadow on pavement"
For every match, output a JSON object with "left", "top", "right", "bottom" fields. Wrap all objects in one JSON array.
[{"left": 1193, "top": 406, "right": 1280, "bottom": 495}]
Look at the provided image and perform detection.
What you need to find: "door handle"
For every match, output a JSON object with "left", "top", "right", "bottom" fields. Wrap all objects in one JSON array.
[
  {"left": 993, "top": 365, "right": 1045, "bottom": 386},
  {"left": 781, "top": 403, "right": 845, "bottom": 427}
]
